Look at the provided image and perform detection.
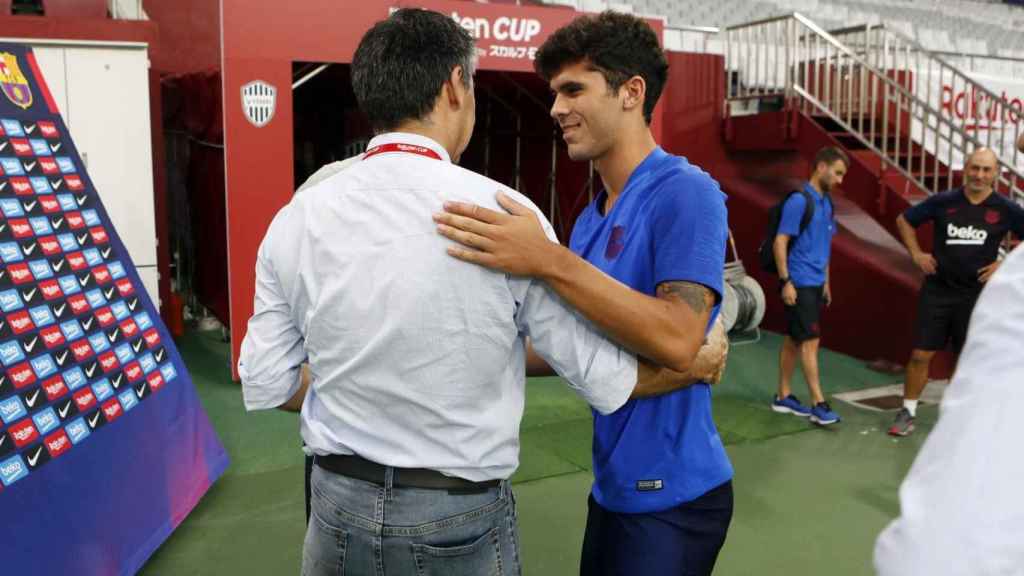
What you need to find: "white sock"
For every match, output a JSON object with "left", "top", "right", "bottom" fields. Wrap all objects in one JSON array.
[{"left": 903, "top": 399, "right": 918, "bottom": 417}]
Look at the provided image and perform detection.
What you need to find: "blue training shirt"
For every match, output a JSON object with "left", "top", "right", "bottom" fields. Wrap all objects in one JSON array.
[
  {"left": 778, "top": 182, "right": 835, "bottom": 287},
  {"left": 569, "top": 147, "right": 734, "bottom": 514}
]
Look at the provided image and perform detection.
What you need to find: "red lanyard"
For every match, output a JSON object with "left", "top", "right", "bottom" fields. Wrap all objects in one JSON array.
[{"left": 362, "top": 142, "right": 442, "bottom": 161}]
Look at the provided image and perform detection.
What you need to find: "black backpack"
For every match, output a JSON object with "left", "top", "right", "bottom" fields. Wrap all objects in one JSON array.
[{"left": 757, "top": 189, "right": 831, "bottom": 274}]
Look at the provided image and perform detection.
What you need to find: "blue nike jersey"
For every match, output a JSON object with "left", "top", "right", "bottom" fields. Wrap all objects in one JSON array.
[{"left": 569, "top": 147, "right": 733, "bottom": 513}]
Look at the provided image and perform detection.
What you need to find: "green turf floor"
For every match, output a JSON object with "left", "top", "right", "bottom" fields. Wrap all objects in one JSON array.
[{"left": 141, "top": 329, "right": 934, "bottom": 575}]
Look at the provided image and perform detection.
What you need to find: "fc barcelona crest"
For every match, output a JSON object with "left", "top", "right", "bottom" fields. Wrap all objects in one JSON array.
[
  {"left": 0, "top": 52, "right": 33, "bottom": 110},
  {"left": 241, "top": 80, "right": 276, "bottom": 128}
]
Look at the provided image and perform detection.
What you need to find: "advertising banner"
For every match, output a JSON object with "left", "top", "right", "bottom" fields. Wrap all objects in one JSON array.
[{"left": 0, "top": 42, "right": 228, "bottom": 575}]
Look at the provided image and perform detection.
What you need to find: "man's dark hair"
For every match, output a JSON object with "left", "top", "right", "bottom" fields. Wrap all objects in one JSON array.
[
  {"left": 352, "top": 8, "right": 475, "bottom": 132},
  {"left": 814, "top": 146, "right": 849, "bottom": 169},
  {"left": 534, "top": 11, "right": 668, "bottom": 124}
]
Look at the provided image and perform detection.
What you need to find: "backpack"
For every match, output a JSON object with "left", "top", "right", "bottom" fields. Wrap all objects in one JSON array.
[{"left": 757, "top": 189, "right": 832, "bottom": 274}]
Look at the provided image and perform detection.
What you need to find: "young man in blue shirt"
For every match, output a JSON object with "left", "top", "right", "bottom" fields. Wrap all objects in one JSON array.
[
  {"left": 434, "top": 12, "right": 732, "bottom": 575},
  {"left": 770, "top": 147, "right": 847, "bottom": 425}
]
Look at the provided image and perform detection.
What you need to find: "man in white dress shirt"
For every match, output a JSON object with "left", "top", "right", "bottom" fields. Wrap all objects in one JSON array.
[
  {"left": 874, "top": 242, "right": 1024, "bottom": 575},
  {"left": 239, "top": 8, "right": 722, "bottom": 575}
]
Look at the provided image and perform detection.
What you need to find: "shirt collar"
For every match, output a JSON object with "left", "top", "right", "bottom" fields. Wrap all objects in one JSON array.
[
  {"left": 594, "top": 146, "right": 669, "bottom": 216},
  {"left": 803, "top": 181, "right": 824, "bottom": 199},
  {"left": 366, "top": 132, "right": 452, "bottom": 164},
  {"left": 625, "top": 146, "right": 668, "bottom": 188}
]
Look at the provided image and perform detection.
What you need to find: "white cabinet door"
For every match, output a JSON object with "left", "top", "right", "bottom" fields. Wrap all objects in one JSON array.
[
  {"left": 63, "top": 46, "right": 157, "bottom": 268},
  {"left": 29, "top": 46, "right": 70, "bottom": 118},
  {"left": 136, "top": 265, "right": 160, "bottom": 307}
]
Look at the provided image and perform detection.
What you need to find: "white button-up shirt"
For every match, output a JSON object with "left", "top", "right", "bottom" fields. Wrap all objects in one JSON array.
[
  {"left": 874, "top": 245, "right": 1024, "bottom": 575},
  {"left": 239, "top": 132, "right": 636, "bottom": 481}
]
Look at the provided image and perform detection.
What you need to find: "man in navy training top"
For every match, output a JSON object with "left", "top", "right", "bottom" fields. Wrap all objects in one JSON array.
[
  {"left": 889, "top": 147, "right": 1024, "bottom": 436},
  {"left": 434, "top": 11, "right": 733, "bottom": 575},
  {"left": 770, "top": 146, "right": 847, "bottom": 426}
]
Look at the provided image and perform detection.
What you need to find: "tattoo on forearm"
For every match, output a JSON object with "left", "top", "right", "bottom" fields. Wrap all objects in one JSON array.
[{"left": 657, "top": 281, "right": 713, "bottom": 314}]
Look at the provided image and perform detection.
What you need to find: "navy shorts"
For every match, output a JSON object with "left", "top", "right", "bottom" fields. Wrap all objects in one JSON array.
[{"left": 580, "top": 480, "right": 733, "bottom": 576}]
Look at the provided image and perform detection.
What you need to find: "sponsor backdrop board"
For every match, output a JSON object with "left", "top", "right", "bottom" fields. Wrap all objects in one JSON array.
[{"left": 0, "top": 43, "right": 228, "bottom": 574}]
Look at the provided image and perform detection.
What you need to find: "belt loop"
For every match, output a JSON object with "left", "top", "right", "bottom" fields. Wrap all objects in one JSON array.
[{"left": 384, "top": 466, "right": 395, "bottom": 501}]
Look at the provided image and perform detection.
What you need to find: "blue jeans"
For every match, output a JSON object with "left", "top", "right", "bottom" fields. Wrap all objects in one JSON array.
[{"left": 303, "top": 464, "right": 521, "bottom": 576}]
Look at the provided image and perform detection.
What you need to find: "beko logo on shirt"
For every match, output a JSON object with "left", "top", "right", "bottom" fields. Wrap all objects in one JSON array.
[{"left": 947, "top": 223, "right": 988, "bottom": 245}]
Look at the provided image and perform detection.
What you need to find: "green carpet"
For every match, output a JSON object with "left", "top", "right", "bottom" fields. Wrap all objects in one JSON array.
[{"left": 141, "top": 329, "right": 928, "bottom": 575}]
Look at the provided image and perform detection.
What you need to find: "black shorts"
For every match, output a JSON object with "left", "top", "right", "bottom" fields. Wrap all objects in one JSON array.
[
  {"left": 913, "top": 280, "right": 981, "bottom": 353},
  {"left": 783, "top": 285, "right": 824, "bottom": 342}
]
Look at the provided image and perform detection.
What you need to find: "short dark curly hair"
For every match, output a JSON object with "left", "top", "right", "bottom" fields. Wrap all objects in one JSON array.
[{"left": 534, "top": 11, "right": 668, "bottom": 124}]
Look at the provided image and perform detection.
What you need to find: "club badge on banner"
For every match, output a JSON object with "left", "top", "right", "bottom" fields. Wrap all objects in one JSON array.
[{"left": 0, "top": 43, "right": 228, "bottom": 575}]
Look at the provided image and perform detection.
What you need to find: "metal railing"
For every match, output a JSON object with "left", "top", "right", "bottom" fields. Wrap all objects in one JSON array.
[
  {"left": 724, "top": 13, "right": 1024, "bottom": 202},
  {"left": 830, "top": 23, "right": 1023, "bottom": 187}
]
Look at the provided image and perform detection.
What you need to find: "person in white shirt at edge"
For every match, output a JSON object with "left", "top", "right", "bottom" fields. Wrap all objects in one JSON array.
[
  {"left": 874, "top": 243, "right": 1024, "bottom": 575},
  {"left": 874, "top": 134, "right": 1024, "bottom": 576},
  {"left": 238, "top": 9, "right": 727, "bottom": 576}
]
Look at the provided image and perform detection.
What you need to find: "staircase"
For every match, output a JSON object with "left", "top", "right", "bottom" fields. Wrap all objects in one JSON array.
[
  {"left": 717, "top": 13, "right": 1023, "bottom": 375},
  {"left": 723, "top": 13, "right": 1024, "bottom": 216}
]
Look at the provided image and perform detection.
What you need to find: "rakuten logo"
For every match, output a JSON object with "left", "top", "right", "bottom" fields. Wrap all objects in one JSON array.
[
  {"left": 43, "top": 375, "right": 68, "bottom": 400},
  {"left": 7, "top": 310, "right": 33, "bottom": 334},
  {"left": 448, "top": 11, "right": 542, "bottom": 42},
  {"left": 73, "top": 388, "right": 96, "bottom": 411},
  {"left": 39, "top": 236, "right": 61, "bottom": 256},
  {"left": 71, "top": 340, "right": 94, "bottom": 361},
  {"left": 39, "top": 158, "right": 59, "bottom": 175},
  {"left": 99, "top": 352, "right": 119, "bottom": 372},
  {"left": 8, "top": 362, "right": 36, "bottom": 388},
  {"left": 147, "top": 370, "right": 164, "bottom": 391},
  {"left": 40, "top": 197, "right": 60, "bottom": 213},
  {"left": 96, "top": 308, "right": 114, "bottom": 327},
  {"left": 92, "top": 266, "right": 110, "bottom": 284},
  {"left": 41, "top": 326, "right": 64, "bottom": 348},
  {"left": 125, "top": 362, "right": 143, "bottom": 382},
  {"left": 67, "top": 253, "right": 86, "bottom": 269},
  {"left": 40, "top": 280, "right": 62, "bottom": 300},
  {"left": 101, "top": 398, "right": 122, "bottom": 422},
  {"left": 8, "top": 263, "right": 32, "bottom": 284},
  {"left": 947, "top": 223, "right": 988, "bottom": 245},
  {"left": 68, "top": 294, "right": 89, "bottom": 314},
  {"left": 89, "top": 227, "right": 108, "bottom": 244},
  {"left": 10, "top": 177, "right": 31, "bottom": 195},
  {"left": 9, "top": 418, "right": 38, "bottom": 447},
  {"left": 44, "top": 429, "right": 71, "bottom": 458},
  {"left": 10, "top": 220, "right": 32, "bottom": 238},
  {"left": 10, "top": 138, "right": 31, "bottom": 156},
  {"left": 38, "top": 121, "right": 58, "bottom": 138},
  {"left": 120, "top": 319, "right": 138, "bottom": 338}
]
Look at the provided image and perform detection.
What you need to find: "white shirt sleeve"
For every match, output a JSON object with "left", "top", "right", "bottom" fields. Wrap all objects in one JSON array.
[
  {"left": 515, "top": 281, "right": 636, "bottom": 415},
  {"left": 506, "top": 195, "right": 636, "bottom": 415},
  {"left": 874, "top": 245, "right": 1024, "bottom": 576},
  {"left": 238, "top": 205, "right": 307, "bottom": 410}
]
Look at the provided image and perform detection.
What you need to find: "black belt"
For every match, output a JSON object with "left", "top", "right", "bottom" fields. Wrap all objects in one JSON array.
[{"left": 313, "top": 454, "right": 500, "bottom": 492}]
